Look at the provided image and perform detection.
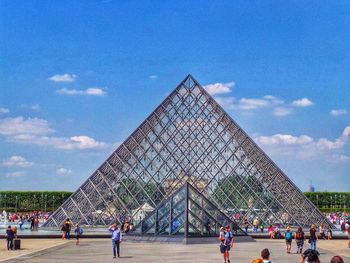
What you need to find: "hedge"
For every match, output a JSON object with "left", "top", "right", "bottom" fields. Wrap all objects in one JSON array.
[
  {"left": 0, "top": 191, "right": 72, "bottom": 212},
  {"left": 0, "top": 190, "right": 349, "bottom": 213}
]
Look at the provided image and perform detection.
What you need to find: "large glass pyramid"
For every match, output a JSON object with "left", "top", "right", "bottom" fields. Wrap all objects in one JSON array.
[
  {"left": 44, "top": 75, "right": 333, "bottom": 230},
  {"left": 133, "top": 182, "right": 246, "bottom": 237}
]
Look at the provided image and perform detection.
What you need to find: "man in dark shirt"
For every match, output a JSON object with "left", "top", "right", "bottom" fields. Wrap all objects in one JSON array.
[
  {"left": 309, "top": 224, "right": 318, "bottom": 250},
  {"left": 6, "top": 225, "right": 14, "bottom": 250}
]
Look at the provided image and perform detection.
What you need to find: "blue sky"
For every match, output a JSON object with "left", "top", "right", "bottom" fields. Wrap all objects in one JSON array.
[{"left": 0, "top": 1, "right": 349, "bottom": 191}]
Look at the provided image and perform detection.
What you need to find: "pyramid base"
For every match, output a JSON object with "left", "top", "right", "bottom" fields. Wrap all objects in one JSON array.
[{"left": 125, "top": 234, "right": 254, "bottom": 244}]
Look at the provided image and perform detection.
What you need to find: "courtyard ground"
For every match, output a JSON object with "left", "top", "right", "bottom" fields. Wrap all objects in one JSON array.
[{"left": 0, "top": 238, "right": 349, "bottom": 262}]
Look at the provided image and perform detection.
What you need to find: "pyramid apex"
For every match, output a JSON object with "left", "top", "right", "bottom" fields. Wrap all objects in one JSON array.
[{"left": 182, "top": 74, "right": 198, "bottom": 89}]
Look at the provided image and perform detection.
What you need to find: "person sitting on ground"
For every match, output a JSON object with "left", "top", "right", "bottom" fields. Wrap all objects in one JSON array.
[
  {"left": 301, "top": 249, "right": 320, "bottom": 263},
  {"left": 330, "top": 256, "right": 344, "bottom": 263},
  {"left": 261, "top": 248, "right": 273, "bottom": 263}
]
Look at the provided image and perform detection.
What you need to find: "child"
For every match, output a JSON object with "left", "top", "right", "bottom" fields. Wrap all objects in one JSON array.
[
  {"left": 327, "top": 225, "right": 332, "bottom": 240},
  {"left": 74, "top": 223, "right": 83, "bottom": 245}
]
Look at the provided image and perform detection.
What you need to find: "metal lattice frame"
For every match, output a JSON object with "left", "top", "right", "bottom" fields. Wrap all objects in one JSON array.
[
  {"left": 44, "top": 75, "right": 333, "bottom": 230},
  {"left": 134, "top": 182, "right": 246, "bottom": 237}
]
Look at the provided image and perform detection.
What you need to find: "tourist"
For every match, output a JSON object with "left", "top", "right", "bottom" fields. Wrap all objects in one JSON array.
[
  {"left": 219, "top": 226, "right": 227, "bottom": 263},
  {"left": 34, "top": 217, "right": 39, "bottom": 231},
  {"left": 253, "top": 217, "right": 259, "bottom": 233},
  {"left": 284, "top": 226, "right": 293, "bottom": 254},
  {"left": 6, "top": 225, "right": 14, "bottom": 250},
  {"left": 327, "top": 225, "right": 332, "bottom": 240},
  {"left": 260, "top": 223, "right": 264, "bottom": 233},
  {"left": 30, "top": 216, "right": 35, "bottom": 231},
  {"left": 330, "top": 256, "right": 344, "bottom": 263},
  {"left": 244, "top": 219, "right": 249, "bottom": 233},
  {"left": 74, "top": 223, "right": 83, "bottom": 245},
  {"left": 64, "top": 218, "right": 71, "bottom": 240},
  {"left": 347, "top": 223, "right": 350, "bottom": 248},
  {"left": 309, "top": 224, "right": 318, "bottom": 250},
  {"left": 109, "top": 223, "right": 122, "bottom": 258},
  {"left": 301, "top": 249, "right": 320, "bottom": 263},
  {"left": 61, "top": 223, "right": 66, "bottom": 239},
  {"left": 261, "top": 248, "right": 273, "bottom": 263},
  {"left": 319, "top": 224, "right": 326, "bottom": 240},
  {"left": 224, "top": 225, "right": 234, "bottom": 263},
  {"left": 295, "top": 226, "right": 305, "bottom": 254},
  {"left": 268, "top": 225, "right": 274, "bottom": 239},
  {"left": 19, "top": 216, "right": 24, "bottom": 230}
]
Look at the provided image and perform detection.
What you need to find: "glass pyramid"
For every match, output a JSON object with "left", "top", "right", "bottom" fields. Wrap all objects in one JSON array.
[
  {"left": 44, "top": 75, "right": 333, "bottom": 230},
  {"left": 133, "top": 182, "right": 245, "bottom": 237}
]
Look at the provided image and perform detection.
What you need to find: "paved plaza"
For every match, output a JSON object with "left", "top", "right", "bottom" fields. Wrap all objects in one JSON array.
[{"left": 1, "top": 238, "right": 349, "bottom": 263}]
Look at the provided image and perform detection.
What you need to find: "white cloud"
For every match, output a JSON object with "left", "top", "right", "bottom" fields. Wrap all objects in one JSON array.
[
  {"left": 11, "top": 134, "right": 107, "bottom": 150},
  {"left": 0, "top": 107, "right": 10, "bottom": 114},
  {"left": 0, "top": 116, "right": 108, "bottom": 150},
  {"left": 204, "top": 81, "right": 235, "bottom": 96},
  {"left": 2, "top": 156, "right": 34, "bottom": 167},
  {"left": 149, "top": 75, "right": 158, "bottom": 79},
  {"left": 56, "top": 88, "right": 106, "bottom": 96},
  {"left": 5, "top": 171, "right": 26, "bottom": 178},
  {"left": 56, "top": 168, "right": 73, "bottom": 176},
  {"left": 214, "top": 97, "right": 236, "bottom": 110},
  {"left": 49, "top": 73, "right": 76, "bottom": 82},
  {"left": 292, "top": 98, "right": 313, "bottom": 107},
  {"left": 254, "top": 125, "right": 350, "bottom": 161},
  {"left": 0, "top": 117, "right": 53, "bottom": 136},
  {"left": 273, "top": 107, "right": 293, "bottom": 117},
  {"left": 19, "top": 104, "right": 41, "bottom": 111},
  {"left": 330, "top": 109, "right": 347, "bottom": 117},
  {"left": 237, "top": 98, "right": 271, "bottom": 110}
]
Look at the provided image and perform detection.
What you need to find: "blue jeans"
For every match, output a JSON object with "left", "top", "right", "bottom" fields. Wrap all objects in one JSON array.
[
  {"left": 65, "top": 231, "right": 70, "bottom": 240},
  {"left": 112, "top": 240, "right": 120, "bottom": 257},
  {"left": 310, "top": 239, "right": 316, "bottom": 250}
]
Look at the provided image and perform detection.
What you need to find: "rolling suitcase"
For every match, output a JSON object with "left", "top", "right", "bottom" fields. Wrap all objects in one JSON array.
[{"left": 14, "top": 239, "right": 21, "bottom": 250}]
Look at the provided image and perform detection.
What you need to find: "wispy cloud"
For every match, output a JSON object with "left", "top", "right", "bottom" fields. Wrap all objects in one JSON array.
[
  {"left": 149, "top": 75, "right": 158, "bottom": 80},
  {"left": 0, "top": 117, "right": 54, "bottom": 136},
  {"left": 56, "top": 88, "right": 106, "bottom": 96},
  {"left": 204, "top": 81, "right": 235, "bottom": 96},
  {"left": 254, "top": 125, "right": 350, "bottom": 162},
  {"left": 49, "top": 73, "right": 76, "bottom": 82},
  {"left": 330, "top": 109, "right": 347, "bottom": 117},
  {"left": 0, "top": 116, "right": 108, "bottom": 150},
  {"left": 56, "top": 167, "right": 73, "bottom": 176},
  {"left": 2, "top": 156, "right": 34, "bottom": 167},
  {"left": 0, "top": 107, "right": 10, "bottom": 114},
  {"left": 273, "top": 107, "right": 293, "bottom": 117},
  {"left": 5, "top": 171, "right": 27, "bottom": 178},
  {"left": 291, "top": 98, "right": 313, "bottom": 107},
  {"left": 19, "top": 104, "right": 41, "bottom": 111}
]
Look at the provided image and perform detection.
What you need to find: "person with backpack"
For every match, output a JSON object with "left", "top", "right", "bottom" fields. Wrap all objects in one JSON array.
[
  {"left": 74, "top": 223, "right": 83, "bottom": 245},
  {"left": 295, "top": 226, "right": 305, "bottom": 254},
  {"left": 284, "top": 226, "right": 293, "bottom": 253}
]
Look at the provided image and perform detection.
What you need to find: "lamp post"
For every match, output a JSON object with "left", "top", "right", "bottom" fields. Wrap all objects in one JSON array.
[
  {"left": 52, "top": 196, "right": 55, "bottom": 212},
  {"left": 44, "top": 194, "right": 47, "bottom": 213},
  {"left": 34, "top": 194, "right": 36, "bottom": 211},
  {"left": 330, "top": 196, "right": 332, "bottom": 212},
  {"left": 15, "top": 196, "right": 18, "bottom": 214},
  {"left": 316, "top": 194, "right": 319, "bottom": 208}
]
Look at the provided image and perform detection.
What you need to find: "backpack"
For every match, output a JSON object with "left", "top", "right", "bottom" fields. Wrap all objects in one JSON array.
[
  {"left": 78, "top": 227, "right": 84, "bottom": 235},
  {"left": 285, "top": 231, "right": 292, "bottom": 240},
  {"left": 296, "top": 231, "right": 304, "bottom": 239}
]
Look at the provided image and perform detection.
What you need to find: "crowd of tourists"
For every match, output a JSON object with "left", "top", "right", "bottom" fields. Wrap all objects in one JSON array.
[{"left": 2, "top": 211, "right": 50, "bottom": 230}]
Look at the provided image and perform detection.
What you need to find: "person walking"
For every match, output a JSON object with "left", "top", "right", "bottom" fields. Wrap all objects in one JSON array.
[
  {"left": 224, "top": 225, "right": 234, "bottom": 263},
  {"left": 219, "top": 227, "right": 227, "bottom": 263},
  {"left": 327, "top": 225, "right": 332, "bottom": 240},
  {"left": 6, "top": 225, "right": 14, "bottom": 250},
  {"left": 284, "top": 226, "right": 293, "bottom": 253},
  {"left": 64, "top": 218, "right": 71, "bottom": 240},
  {"left": 253, "top": 217, "right": 259, "bottom": 233},
  {"left": 109, "top": 223, "right": 122, "bottom": 258},
  {"left": 268, "top": 225, "right": 274, "bottom": 239},
  {"left": 309, "top": 224, "right": 318, "bottom": 251},
  {"left": 295, "top": 226, "right": 305, "bottom": 254},
  {"left": 74, "top": 223, "right": 83, "bottom": 245},
  {"left": 19, "top": 216, "right": 24, "bottom": 230}
]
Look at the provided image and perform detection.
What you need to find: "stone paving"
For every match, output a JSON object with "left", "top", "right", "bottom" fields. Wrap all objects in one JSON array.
[{"left": 0, "top": 238, "right": 349, "bottom": 263}]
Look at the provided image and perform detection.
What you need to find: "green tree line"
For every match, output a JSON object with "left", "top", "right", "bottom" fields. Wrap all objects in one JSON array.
[{"left": 0, "top": 191, "right": 72, "bottom": 212}]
